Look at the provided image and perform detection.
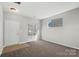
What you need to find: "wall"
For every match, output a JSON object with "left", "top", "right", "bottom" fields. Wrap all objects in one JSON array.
[
  {"left": 4, "top": 12, "right": 40, "bottom": 46},
  {"left": 0, "top": 5, "right": 3, "bottom": 55},
  {"left": 19, "top": 16, "right": 40, "bottom": 43},
  {"left": 41, "top": 7, "right": 79, "bottom": 49}
]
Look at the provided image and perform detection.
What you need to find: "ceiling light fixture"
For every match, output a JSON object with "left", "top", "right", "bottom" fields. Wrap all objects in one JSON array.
[
  {"left": 10, "top": 7, "right": 18, "bottom": 12},
  {"left": 14, "top": 2, "right": 21, "bottom": 5}
]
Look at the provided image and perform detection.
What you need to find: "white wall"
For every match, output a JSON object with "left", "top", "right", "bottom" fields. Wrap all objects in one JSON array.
[
  {"left": 41, "top": 7, "right": 79, "bottom": 49},
  {"left": 4, "top": 12, "right": 40, "bottom": 46},
  {"left": 19, "top": 17, "right": 40, "bottom": 43},
  {"left": 0, "top": 5, "right": 3, "bottom": 55}
]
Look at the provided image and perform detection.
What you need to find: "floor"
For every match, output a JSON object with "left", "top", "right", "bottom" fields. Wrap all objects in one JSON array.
[
  {"left": 1, "top": 40, "right": 79, "bottom": 57},
  {"left": 2, "top": 43, "right": 31, "bottom": 54}
]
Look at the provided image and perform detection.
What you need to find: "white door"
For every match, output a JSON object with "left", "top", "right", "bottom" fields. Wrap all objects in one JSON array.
[{"left": 5, "top": 20, "right": 20, "bottom": 46}]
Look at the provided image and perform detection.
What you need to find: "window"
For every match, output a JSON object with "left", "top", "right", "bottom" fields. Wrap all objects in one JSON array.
[
  {"left": 48, "top": 18, "right": 63, "bottom": 27},
  {"left": 28, "top": 24, "right": 37, "bottom": 36}
]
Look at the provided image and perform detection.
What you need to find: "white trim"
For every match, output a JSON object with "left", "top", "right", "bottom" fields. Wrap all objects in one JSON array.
[{"left": 18, "top": 40, "right": 34, "bottom": 44}]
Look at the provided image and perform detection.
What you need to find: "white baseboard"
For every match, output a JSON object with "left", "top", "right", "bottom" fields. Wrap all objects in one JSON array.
[
  {"left": 4, "top": 40, "right": 34, "bottom": 48},
  {"left": 19, "top": 40, "right": 35, "bottom": 44}
]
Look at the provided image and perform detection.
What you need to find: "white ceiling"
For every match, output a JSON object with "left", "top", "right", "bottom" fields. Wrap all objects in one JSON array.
[{"left": 1, "top": 2, "right": 79, "bottom": 19}]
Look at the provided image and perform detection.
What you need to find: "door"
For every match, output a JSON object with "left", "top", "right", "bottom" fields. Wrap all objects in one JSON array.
[{"left": 5, "top": 20, "right": 20, "bottom": 46}]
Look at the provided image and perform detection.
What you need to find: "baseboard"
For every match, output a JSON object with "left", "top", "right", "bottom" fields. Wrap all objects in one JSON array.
[
  {"left": 3, "top": 40, "right": 36, "bottom": 48},
  {"left": 42, "top": 39, "right": 79, "bottom": 50},
  {"left": 18, "top": 40, "right": 35, "bottom": 44}
]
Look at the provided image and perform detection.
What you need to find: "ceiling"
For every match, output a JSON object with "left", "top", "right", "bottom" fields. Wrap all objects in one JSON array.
[{"left": 1, "top": 2, "right": 79, "bottom": 19}]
